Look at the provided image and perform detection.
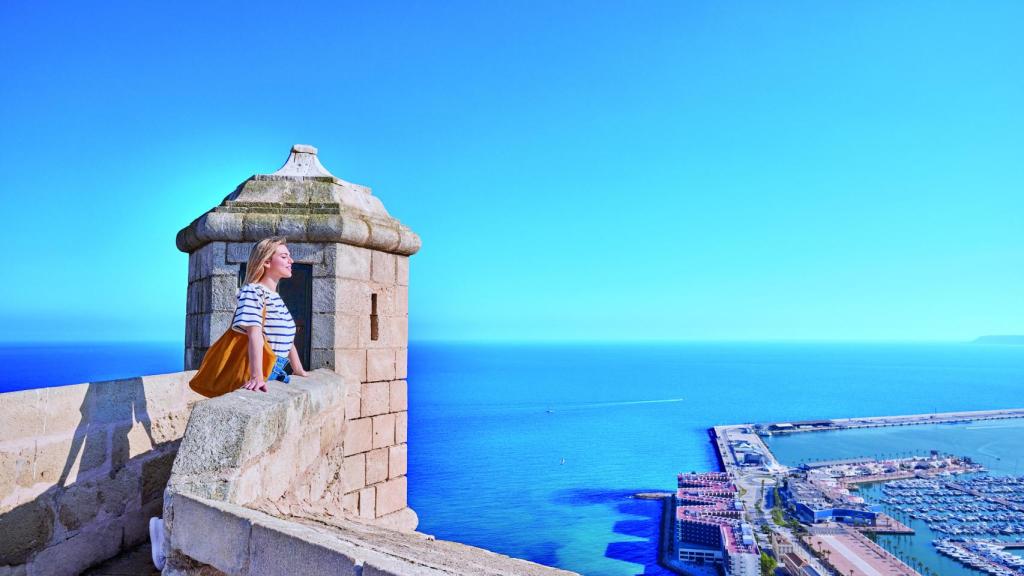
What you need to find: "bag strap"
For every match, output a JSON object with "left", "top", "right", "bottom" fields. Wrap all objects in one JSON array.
[{"left": 259, "top": 289, "right": 268, "bottom": 331}]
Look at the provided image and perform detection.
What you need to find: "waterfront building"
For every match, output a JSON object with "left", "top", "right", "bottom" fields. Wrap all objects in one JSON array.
[
  {"left": 674, "top": 473, "right": 760, "bottom": 576},
  {"left": 779, "top": 478, "right": 880, "bottom": 525},
  {"left": 770, "top": 531, "right": 794, "bottom": 556}
]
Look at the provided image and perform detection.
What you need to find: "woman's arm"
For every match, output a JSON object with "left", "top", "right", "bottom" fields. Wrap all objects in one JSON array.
[
  {"left": 288, "top": 344, "right": 308, "bottom": 376},
  {"left": 243, "top": 325, "right": 268, "bottom": 391}
]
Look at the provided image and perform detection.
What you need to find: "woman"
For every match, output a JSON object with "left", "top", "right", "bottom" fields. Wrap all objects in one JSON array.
[
  {"left": 151, "top": 236, "right": 309, "bottom": 569},
  {"left": 233, "top": 236, "right": 308, "bottom": 391}
]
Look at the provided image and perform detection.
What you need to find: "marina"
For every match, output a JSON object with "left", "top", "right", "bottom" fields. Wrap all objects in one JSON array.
[
  {"left": 933, "top": 539, "right": 1024, "bottom": 575},
  {"left": 881, "top": 476, "right": 1024, "bottom": 536},
  {"left": 671, "top": 409, "right": 1024, "bottom": 576}
]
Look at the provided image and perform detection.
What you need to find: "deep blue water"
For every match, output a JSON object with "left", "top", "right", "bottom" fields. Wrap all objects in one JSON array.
[
  {"left": 0, "top": 342, "right": 183, "bottom": 393},
  {"left": 3, "top": 341, "right": 1023, "bottom": 575}
]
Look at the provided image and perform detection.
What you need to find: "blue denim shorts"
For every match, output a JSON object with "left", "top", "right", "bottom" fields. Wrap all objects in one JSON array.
[{"left": 269, "top": 355, "right": 290, "bottom": 383}]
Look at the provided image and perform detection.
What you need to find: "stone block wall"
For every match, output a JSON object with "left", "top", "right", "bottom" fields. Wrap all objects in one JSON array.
[
  {"left": 340, "top": 377, "right": 410, "bottom": 524},
  {"left": 187, "top": 240, "right": 412, "bottom": 527},
  {"left": 165, "top": 370, "right": 351, "bottom": 518},
  {"left": 0, "top": 372, "right": 202, "bottom": 575},
  {"left": 186, "top": 241, "right": 409, "bottom": 386},
  {"left": 163, "top": 371, "right": 575, "bottom": 576}
]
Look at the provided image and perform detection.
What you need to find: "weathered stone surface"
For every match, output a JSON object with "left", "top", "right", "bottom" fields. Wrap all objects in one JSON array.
[
  {"left": 366, "top": 349, "right": 396, "bottom": 383},
  {"left": 388, "top": 444, "right": 407, "bottom": 480},
  {"left": 210, "top": 274, "right": 240, "bottom": 313},
  {"left": 365, "top": 448, "right": 388, "bottom": 486},
  {"left": 178, "top": 147, "right": 420, "bottom": 257},
  {"left": 0, "top": 499, "right": 54, "bottom": 565},
  {"left": 249, "top": 517, "right": 359, "bottom": 576},
  {"left": 225, "top": 242, "right": 255, "bottom": 264},
  {"left": 388, "top": 381, "right": 407, "bottom": 413},
  {"left": 0, "top": 445, "right": 34, "bottom": 510},
  {"left": 395, "top": 411, "right": 408, "bottom": 444},
  {"left": 165, "top": 456, "right": 576, "bottom": 576},
  {"left": 312, "top": 313, "right": 361, "bottom": 350},
  {"left": 342, "top": 454, "right": 366, "bottom": 494},
  {"left": 168, "top": 494, "right": 251, "bottom": 575},
  {"left": 0, "top": 389, "right": 44, "bottom": 440},
  {"left": 361, "top": 381, "right": 390, "bottom": 418},
  {"left": 163, "top": 549, "right": 231, "bottom": 576},
  {"left": 210, "top": 312, "right": 233, "bottom": 345},
  {"left": 188, "top": 242, "right": 231, "bottom": 281},
  {"left": 319, "top": 413, "right": 344, "bottom": 455},
  {"left": 395, "top": 348, "right": 408, "bottom": 380},
  {"left": 391, "top": 316, "right": 409, "bottom": 350},
  {"left": 345, "top": 383, "right": 361, "bottom": 420},
  {"left": 122, "top": 419, "right": 155, "bottom": 460},
  {"left": 343, "top": 418, "right": 372, "bottom": 456},
  {"left": 30, "top": 520, "right": 122, "bottom": 576},
  {"left": 361, "top": 553, "right": 445, "bottom": 576},
  {"left": 330, "top": 278, "right": 372, "bottom": 317},
  {"left": 169, "top": 401, "right": 252, "bottom": 477},
  {"left": 124, "top": 497, "right": 163, "bottom": 548},
  {"left": 375, "top": 477, "right": 407, "bottom": 517},
  {"left": 395, "top": 256, "right": 409, "bottom": 287},
  {"left": 335, "top": 349, "right": 367, "bottom": 383},
  {"left": 308, "top": 459, "right": 331, "bottom": 502},
  {"left": 299, "top": 428, "right": 321, "bottom": 473},
  {"left": 309, "top": 312, "right": 334, "bottom": 350},
  {"left": 341, "top": 492, "right": 358, "bottom": 515},
  {"left": 371, "top": 252, "right": 396, "bottom": 285},
  {"left": 141, "top": 450, "right": 177, "bottom": 502},
  {"left": 57, "top": 483, "right": 101, "bottom": 532},
  {"left": 150, "top": 410, "right": 192, "bottom": 445},
  {"left": 39, "top": 385, "right": 89, "bottom": 436},
  {"left": 98, "top": 465, "right": 140, "bottom": 517},
  {"left": 34, "top": 432, "right": 106, "bottom": 486},
  {"left": 371, "top": 414, "right": 396, "bottom": 450},
  {"left": 359, "top": 486, "right": 376, "bottom": 520},
  {"left": 333, "top": 244, "right": 372, "bottom": 281}
]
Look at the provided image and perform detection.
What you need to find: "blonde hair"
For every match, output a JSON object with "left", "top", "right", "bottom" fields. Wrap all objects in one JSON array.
[{"left": 243, "top": 236, "right": 288, "bottom": 286}]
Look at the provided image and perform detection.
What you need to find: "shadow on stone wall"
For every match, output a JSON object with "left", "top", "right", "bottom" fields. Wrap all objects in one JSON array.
[
  {"left": 58, "top": 379, "right": 155, "bottom": 486},
  {"left": 0, "top": 377, "right": 183, "bottom": 573}
]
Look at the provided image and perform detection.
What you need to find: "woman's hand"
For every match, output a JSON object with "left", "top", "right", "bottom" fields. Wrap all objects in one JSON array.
[
  {"left": 288, "top": 344, "right": 308, "bottom": 377},
  {"left": 242, "top": 376, "right": 268, "bottom": 392}
]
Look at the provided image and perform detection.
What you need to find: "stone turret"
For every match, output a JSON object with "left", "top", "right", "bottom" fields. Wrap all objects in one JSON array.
[{"left": 176, "top": 145, "right": 419, "bottom": 527}]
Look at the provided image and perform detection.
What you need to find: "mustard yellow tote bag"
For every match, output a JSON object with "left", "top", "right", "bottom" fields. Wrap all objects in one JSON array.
[{"left": 189, "top": 304, "right": 275, "bottom": 398}]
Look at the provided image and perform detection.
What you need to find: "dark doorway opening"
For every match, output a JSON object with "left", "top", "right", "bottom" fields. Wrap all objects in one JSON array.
[{"left": 238, "top": 263, "right": 313, "bottom": 372}]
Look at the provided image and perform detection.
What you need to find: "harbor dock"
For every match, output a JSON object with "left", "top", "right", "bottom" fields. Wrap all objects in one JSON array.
[{"left": 760, "top": 408, "right": 1024, "bottom": 435}]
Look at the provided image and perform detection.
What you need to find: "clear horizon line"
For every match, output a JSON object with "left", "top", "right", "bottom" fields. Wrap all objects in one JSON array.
[{"left": 0, "top": 336, "right": 1004, "bottom": 346}]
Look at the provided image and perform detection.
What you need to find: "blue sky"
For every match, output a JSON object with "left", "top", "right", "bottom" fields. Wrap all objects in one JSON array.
[{"left": 2, "top": 1, "right": 1021, "bottom": 343}]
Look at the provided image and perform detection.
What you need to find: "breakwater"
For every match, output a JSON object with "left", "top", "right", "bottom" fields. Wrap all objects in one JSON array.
[{"left": 761, "top": 408, "right": 1024, "bottom": 435}]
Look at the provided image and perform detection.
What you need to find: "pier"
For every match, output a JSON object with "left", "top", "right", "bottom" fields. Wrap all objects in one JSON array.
[{"left": 759, "top": 408, "right": 1024, "bottom": 435}]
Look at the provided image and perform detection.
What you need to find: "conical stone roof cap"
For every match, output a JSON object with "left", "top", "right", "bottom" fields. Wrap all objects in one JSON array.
[{"left": 176, "top": 145, "right": 420, "bottom": 255}]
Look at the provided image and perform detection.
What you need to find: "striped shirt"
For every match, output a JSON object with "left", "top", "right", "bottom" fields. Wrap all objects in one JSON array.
[{"left": 231, "top": 283, "right": 296, "bottom": 357}]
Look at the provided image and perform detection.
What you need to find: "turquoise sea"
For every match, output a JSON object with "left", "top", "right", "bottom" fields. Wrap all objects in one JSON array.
[{"left": 3, "top": 341, "right": 1023, "bottom": 575}]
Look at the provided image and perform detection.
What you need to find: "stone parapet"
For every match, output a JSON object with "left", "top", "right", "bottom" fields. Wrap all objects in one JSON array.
[
  {"left": 166, "top": 370, "right": 352, "bottom": 512},
  {"left": 164, "top": 491, "right": 578, "bottom": 576},
  {"left": 0, "top": 371, "right": 203, "bottom": 574},
  {"left": 162, "top": 370, "right": 574, "bottom": 575},
  {"left": 165, "top": 369, "right": 414, "bottom": 533}
]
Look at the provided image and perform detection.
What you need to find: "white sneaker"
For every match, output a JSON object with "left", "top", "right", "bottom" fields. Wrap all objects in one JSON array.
[{"left": 149, "top": 517, "right": 167, "bottom": 570}]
